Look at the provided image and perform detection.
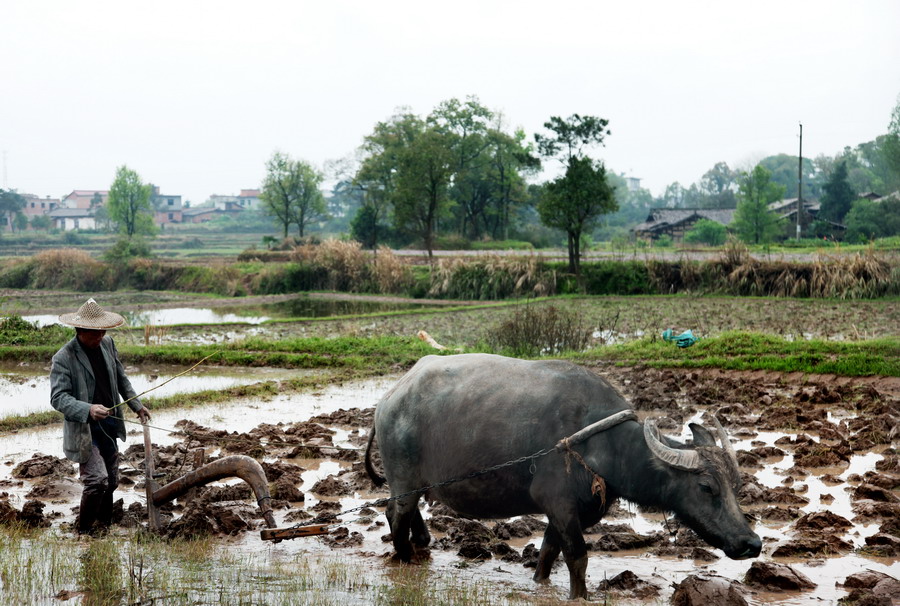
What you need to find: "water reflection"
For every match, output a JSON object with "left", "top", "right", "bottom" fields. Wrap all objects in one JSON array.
[{"left": 19, "top": 296, "right": 444, "bottom": 328}]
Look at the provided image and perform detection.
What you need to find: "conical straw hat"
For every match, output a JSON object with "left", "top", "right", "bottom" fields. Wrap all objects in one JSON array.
[{"left": 58, "top": 298, "right": 126, "bottom": 330}]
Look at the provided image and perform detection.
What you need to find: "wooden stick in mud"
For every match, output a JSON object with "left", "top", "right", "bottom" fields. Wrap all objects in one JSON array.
[
  {"left": 142, "top": 421, "right": 162, "bottom": 531},
  {"left": 260, "top": 524, "right": 332, "bottom": 541}
]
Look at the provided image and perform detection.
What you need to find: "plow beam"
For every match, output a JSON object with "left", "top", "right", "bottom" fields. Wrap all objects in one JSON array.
[{"left": 151, "top": 455, "right": 277, "bottom": 529}]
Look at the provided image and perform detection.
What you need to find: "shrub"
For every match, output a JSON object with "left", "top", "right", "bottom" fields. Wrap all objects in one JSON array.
[
  {"left": 485, "top": 302, "right": 591, "bottom": 357},
  {"left": 293, "top": 239, "right": 369, "bottom": 292},
  {"left": 103, "top": 236, "right": 153, "bottom": 264},
  {"left": 31, "top": 248, "right": 113, "bottom": 291},
  {"left": 0, "top": 315, "right": 71, "bottom": 346},
  {"left": 0, "top": 259, "right": 33, "bottom": 288},
  {"left": 684, "top": 219, "right": 727, "bottom": 246},
  {"left": 428, "top": 256, "right": 556, "bottom": 300},
  {"left": 371, "top": 246, "right": 414, "bottom": 294},
  {"left": 575, "top": 261, "right": 651, "bottom": 295},
  {"left": 653, "top": 235, "right": 673, "bottom": 248},
  {"left": 249, "top": 262, "right": 328, "bottom": 294}
]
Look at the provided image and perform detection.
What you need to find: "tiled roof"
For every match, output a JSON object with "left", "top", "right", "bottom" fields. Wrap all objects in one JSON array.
[{"left": 632, "top": 208, "right": 735, "bottom": 233}]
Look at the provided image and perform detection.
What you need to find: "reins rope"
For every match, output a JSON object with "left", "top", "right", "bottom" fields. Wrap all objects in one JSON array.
[{"left": 107, "top": 350, "right": 223, "bottom": 413}]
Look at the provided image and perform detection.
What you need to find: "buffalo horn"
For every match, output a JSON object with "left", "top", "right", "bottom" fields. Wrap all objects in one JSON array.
[
  {"left": 711, "top": 415, "right": 739, "bottom": 468},
  {"left": 644, "top": 419, "right": 700, "bottom": 471}
]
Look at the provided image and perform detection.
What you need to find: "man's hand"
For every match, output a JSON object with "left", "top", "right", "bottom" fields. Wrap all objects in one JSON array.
[
  {"left": 89, "top": 404, "right": 110, "bottom": 421},
  {"left": 137, "top": 408, "right": 151, "bottom": 424}
]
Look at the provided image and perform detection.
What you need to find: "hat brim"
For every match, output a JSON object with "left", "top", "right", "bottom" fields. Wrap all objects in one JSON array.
[{"left": 58, "top": 311, "right": 126, "bottom": 330}]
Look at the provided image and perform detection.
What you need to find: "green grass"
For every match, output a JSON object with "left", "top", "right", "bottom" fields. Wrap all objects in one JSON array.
[
  {"left": 574, "top": 331, "right": 900, "bottom": 376},
  {"left": 0, "top": 526, "right": 558, "bottom": 606}
]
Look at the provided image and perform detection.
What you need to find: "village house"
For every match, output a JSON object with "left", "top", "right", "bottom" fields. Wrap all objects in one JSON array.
[
  {"left": 48, "top": 207, "right": 97, "bottom": 231},
  {"left": 22, "top": 194, "right": 60, "bottom": 217},
  {"left": 151, "top": 186, "right": 183, "bottom": 228},
  {"left": 61, "top": 190, "right": 108, "bottom": 209},
  {"left": 632, "top": 208, "right": 736, "bottom": 242},
  {"left": 208, "top": 189, "right": 261, "bottom": 211}
]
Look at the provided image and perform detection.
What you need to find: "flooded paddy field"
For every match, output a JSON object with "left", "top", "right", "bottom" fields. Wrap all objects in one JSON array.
[
  {"left": 5, "top": 288, "right": 898, "bottom": 349},
  {"left": 0, "top": 365, "right": 896, "bottom": 605}
]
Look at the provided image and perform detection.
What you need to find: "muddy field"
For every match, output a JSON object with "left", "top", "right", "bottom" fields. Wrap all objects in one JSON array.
[
  {"left": 1, "top": 289, "right": 898, "bottom": 603},
  {"left": 1, "top": 362, "right": 897, "bottom": 605}
]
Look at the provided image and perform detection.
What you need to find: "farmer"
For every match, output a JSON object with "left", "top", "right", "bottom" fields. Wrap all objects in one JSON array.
[{"left": 50, "top": 298, "right": 151, "bottom": 535}]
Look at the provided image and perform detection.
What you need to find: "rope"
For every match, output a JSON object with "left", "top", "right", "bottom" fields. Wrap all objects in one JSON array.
[
  {"left": 297, "top": 445, "right": 558, "bottom": 528},
  {"left": 558, "top": 439, "right": 607, "bottom": 509},
  {"left": 108, "top": 350, "right": 223, "bottom": 413}
]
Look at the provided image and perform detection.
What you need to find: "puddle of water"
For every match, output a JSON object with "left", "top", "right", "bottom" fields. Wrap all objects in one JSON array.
[
  {"left": 0, "top": 365, "right": 303, "bottom": 417},
  {"left": 0, "top": 376, "right": 895, "bottom": 605},
  {"left": 19, "top": 296, "right": 447, "bottom": 328},
  {"left": 21, "top": 308, "right": 271, "bottom": 328}
]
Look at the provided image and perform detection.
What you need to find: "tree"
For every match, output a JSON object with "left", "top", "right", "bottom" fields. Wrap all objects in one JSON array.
[
  {"left": 260, "top": 151, "right": 327, "bottom": 238},
  {"left": 730, "top": 165, "right": 786, "bottom": 245},
  {"left": 107, "top": 166, "right": 155, "bottom": 238},
  {"left": 882, "top": 95, "right": 900, "bottom": 191},
  {"left": 758, "top": 154, "right": 821, "bottom": 199},
  {"left": 0, "top": 189, "right": 26, "bottom": 234},
  {"left": 30, "top": 214, "right": 52, "bottom": 232},
  {"left": 684, "top": 218, "right": 727, "bottom": 246},
  {"left": 698, "top": 162, "right": 738, "bottom": 208},
  {"left": 393, "top": 128, "right": 455, "bottom": 260},
  {"left": 538, "top": 157, "right": 616, "bottom": 274},
  {"left": 844, "top": 195, "right": 900, "bottom": 242},
  {"left": 355, "top": 110, "right": 423, "bottom": 250},
  {"left": 535, "top": 114, "right": 610, "bottom": 162},
  {"left": 659, "top": 182, "right": 685, "bottom": 208},
  {"left": 819, "top": 161, "right": 856, "bottom": 223},
  {"left": 13, "top": 212, "right": 28, "bottom": 232},
  {"left": 535, "top": 114, "right": 615, "bottom": 274}
]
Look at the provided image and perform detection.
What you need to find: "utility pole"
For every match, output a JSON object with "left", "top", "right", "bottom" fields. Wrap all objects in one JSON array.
[{"left": 796, "top": 123, "right": 803, "bottom": 241}]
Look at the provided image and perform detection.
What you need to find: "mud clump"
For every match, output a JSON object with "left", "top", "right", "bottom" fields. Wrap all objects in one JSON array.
[
  {"left": 492, "top": 516, "right": 546, "bottom": 539},
  {"left": 12, "top": 453, "right": 74, "bottom": 479},
  {"left": 166, "top": 500, "right": 259, "bottom": 538},
  {"left": 743, "top": 561, "right": 816, "bottom": 591},
  {"left": 311, "top": 475, "right": 353, "bottom": 497},
  {"left": 841, "top": 570, "right": 900, "bottom": 605},
  {"left": 793, "top": 511, "right": 852, "bottom": 534},
  {"left": 771, "top": 535, "right": 853, "bottom": 557},
  {"left": 595, "top": 570, "right": 661, "bottom": 600},
  {"left": 0, "top": 497, "right": 50, "bottom": 528},
  {"left": 309, "top": 407, "right": 373, "bottom": 428},
  {"left": 322, "top": 525, "right": 364, "bottom": 548},
  {"left": 853, "top": 483, "right": 900, "bottom": 503},
  {"left": 590, "top": 530, "right": 664, "bottom": 551},
  {"left": 671, "top": 573, "right": 748, "bottom": 606}
]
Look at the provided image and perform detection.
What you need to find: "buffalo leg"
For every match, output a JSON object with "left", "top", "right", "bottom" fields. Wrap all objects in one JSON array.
[
  {"left": 532, "top": 475, "right": 591, "bottom": 600},
  {"left": 410, "top": 506, "right": 430, "bottom": 548},
  {"left": 533, "top": 525, "right": 561, "bottom": 583},
  {"left": 541, "top": 508, "right": 590, "bottom": 600},
  {"left": 386, "top": 496, "right": 417, "bottom": 562}
]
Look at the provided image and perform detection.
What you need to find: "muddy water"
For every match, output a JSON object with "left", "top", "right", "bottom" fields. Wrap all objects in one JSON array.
[
  {"left": 0, "top": 363, "right": 302, "bottom": 416},
  {"left": 1, "top": 375, "right": 896, "bottom": 605}
]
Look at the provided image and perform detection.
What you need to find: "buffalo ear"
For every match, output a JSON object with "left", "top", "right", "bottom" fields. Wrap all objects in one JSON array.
[{"left": 689, "top": 423, "right": 717, "bottom": 447}]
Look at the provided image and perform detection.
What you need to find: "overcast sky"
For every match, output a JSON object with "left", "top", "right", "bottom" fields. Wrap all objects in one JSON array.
[{"left": 3, "top": 1, "right": 899, "bottom": 205}]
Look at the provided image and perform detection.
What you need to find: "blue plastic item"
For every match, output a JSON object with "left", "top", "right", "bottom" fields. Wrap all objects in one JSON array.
[{"left": 662, "top": 329, "right": 699, "bottom": 348}]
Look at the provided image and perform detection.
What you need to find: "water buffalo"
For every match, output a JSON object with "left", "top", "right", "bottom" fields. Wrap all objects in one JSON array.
[{"left": 365, "top": 354, "right": 761, "bottom": 599}]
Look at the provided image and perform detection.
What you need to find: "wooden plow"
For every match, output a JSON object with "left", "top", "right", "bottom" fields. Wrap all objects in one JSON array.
[{"left": 141, "top": 421, "right": 332, "bottom": 541}]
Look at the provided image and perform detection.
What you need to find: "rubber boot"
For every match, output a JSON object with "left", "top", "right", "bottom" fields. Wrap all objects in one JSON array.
[
  {"left": 96, "top": 488, "right": 115, "bottom": 532},
  {"left": 77, "top": 492, "right": 103, "bottom": 535}
]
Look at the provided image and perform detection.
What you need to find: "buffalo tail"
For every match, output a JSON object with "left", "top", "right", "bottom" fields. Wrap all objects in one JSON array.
[{"left": 364, "top": 426, "right": 386, "bottom": 487}]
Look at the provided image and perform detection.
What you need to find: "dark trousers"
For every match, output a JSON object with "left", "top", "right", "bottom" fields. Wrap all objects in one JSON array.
[{"left": 77, "top": 440, "right": 119, "bottom": 533}]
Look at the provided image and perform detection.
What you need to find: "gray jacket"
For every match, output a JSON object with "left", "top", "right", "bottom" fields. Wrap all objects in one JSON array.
[{"left": 50, "top": 336, "right": 145, "bottom": 463}]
